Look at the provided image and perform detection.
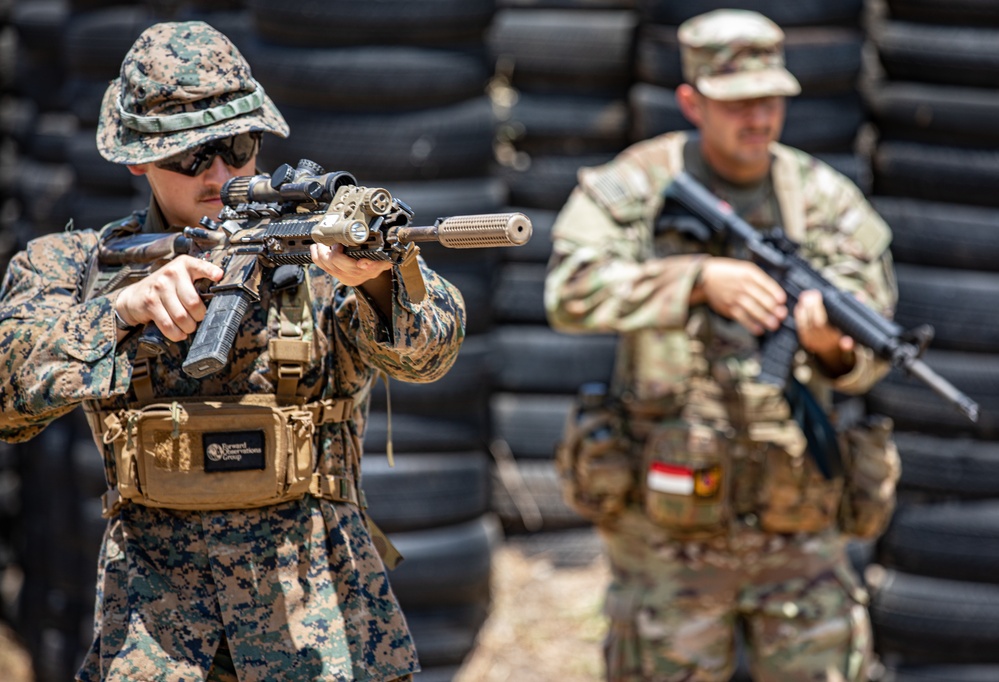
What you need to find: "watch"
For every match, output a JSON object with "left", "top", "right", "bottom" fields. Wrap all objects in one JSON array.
[{"left": 114, "top": 308, "right": 138, "bottom": 332}]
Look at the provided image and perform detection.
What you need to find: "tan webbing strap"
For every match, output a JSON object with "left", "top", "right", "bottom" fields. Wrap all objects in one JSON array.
[
  {"left": 309, "top": 473, "right": 361, "bottom": 506},
  {"left": 101, "top": 488, "right": 125, "bottom": 518},
  {"left": 130, "top": 358, "right": 154, "bottom": 403},
  {"left": 270, "top": 338, "right": 310, "bottom": 400},
  {"left": 307, "top": 397, "right": 356, "bottom": 424},
  {"left": 397, "top": 243, "right": 427, "bottom": 304},
  {"left": 367, "top": 516, "right": 404, "bottom": 570},
  {"left": 770, "top": 144, "right": 807, "bottom": 244},
  {"left": 270, "top": 269, "right": 315, "bottom": 401}
]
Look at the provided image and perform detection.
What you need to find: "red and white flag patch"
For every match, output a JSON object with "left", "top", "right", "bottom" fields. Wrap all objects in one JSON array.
[{"left": 647, "top": 462, "right": 695, "bottom": 495}]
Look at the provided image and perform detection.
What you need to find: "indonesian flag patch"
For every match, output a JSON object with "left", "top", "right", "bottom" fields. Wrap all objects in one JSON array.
[{"left": 647, "top": 462, "right": 722, "bottom": 498}]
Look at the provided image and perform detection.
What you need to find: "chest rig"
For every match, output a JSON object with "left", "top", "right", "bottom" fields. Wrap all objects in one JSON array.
[{"left": 81, "top": 225, "right": 363, "bottom": 520}]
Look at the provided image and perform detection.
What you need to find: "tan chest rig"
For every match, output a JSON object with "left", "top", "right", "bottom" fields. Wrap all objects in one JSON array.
[{"left": 82, "top": 251, "right": 362, "bottom": 518}]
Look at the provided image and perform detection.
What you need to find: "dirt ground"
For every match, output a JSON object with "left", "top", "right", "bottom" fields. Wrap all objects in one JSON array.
[
  {"left": 0, "top": 620, "right": 32, "bottom": 682},
  {"left": 455, "top": 527, "right": 610, "bottom": 682},
  {"left": 0, "top": 528, "right": 610, "bottom": 682}
]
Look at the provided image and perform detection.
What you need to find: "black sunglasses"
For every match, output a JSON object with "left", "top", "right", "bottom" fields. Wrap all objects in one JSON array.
[{"left": 154, "top": 132, "right": 262, "bottom": 177}]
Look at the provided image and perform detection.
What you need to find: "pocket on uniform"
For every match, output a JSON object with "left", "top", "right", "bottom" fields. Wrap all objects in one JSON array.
[
  {"left": 555, "top": 397, "right": 635, "bottom": 524},
  {"left": 640, "top": 420, "right": 729, "bottom": 537},
  {"left": 754, "top": 431, "right": 843, "bottom": 535}
]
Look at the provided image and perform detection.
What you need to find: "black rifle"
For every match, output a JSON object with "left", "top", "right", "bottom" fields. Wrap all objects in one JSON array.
[
  {"left": 662, "top": 171, "right": 979, "bottom": 424},
  {"left": 86, "top": 159, "right": 532, "bottom": 378}
]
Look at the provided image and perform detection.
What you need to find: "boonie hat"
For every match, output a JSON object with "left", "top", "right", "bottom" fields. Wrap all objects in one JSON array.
[
  {"left": 678, "top": 9, "right": 801, "bottom": 101},
  {"left": 97, "top": 21, "right": 289, "bottom": 165}
]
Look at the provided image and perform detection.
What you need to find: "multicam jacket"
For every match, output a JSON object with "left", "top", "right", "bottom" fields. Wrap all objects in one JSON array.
[
  {"left": 0, "top": 199, "right": 466, "bottom": 681},
  {"left": 546, "top": 131, "right": 898, "bottom": 407}
]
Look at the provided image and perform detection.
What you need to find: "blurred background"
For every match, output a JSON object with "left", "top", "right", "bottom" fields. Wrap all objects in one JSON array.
[{"left": 3, "top": 0, "right": 999, "bottom": 680}]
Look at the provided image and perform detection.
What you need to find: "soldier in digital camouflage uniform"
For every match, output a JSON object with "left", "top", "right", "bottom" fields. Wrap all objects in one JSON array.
[
  {"left": 0, "top": 21, "right": 465, "bottom": 682},
  {"left": 546, "top": 9, "right": 899, "bottom": 682}
]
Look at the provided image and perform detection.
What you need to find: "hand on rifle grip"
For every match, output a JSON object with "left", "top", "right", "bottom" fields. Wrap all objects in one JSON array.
[{"left": 137, "top": 323, "right": 170, "bottom": 356}]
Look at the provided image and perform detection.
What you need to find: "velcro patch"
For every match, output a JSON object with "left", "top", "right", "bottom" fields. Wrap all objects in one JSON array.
[
  {"left": 203, "top": 431, "right": 266, "bottom": 472},
  {"left": 647, "top": 462, "right": 722, "bottom": 498}
]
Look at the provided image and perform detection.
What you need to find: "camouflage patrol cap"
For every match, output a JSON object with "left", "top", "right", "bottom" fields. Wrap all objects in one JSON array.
[
  {"left": 97, "top": 21, "right": 289, "bottom": 165},
  {"left": 678, "top": 9, "right": 800, "bottom": 101}
]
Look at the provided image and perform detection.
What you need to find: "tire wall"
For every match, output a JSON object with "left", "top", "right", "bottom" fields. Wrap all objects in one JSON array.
[{"left": 861, "top": 0, "right": 999, "bottom": 677}]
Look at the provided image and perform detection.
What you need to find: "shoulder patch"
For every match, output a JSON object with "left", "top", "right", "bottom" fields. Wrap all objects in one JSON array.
[{"left": 578, "top": 161, "right": 651, "bottom": 225}]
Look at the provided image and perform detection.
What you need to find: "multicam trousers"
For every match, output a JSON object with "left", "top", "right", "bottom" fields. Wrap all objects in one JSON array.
[{"left": 598, "top": 514, "right": 872, "bottom": 682}]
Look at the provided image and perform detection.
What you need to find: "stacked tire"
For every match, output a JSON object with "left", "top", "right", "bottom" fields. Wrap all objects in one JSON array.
[
  {"left": 484, "top": 0, "right": 632, "bottom": 538},
  {"left": 859, "top": 0, "right": 999, "bottom": 678}
]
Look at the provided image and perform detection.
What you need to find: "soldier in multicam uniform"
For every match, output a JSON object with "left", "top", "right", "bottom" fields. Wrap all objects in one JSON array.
[
  {"left": 0, "top": 21, "right": 465, "bottom": 682},
  {"left": 546, "top": 9, "right": 900, "bottom": 682}
]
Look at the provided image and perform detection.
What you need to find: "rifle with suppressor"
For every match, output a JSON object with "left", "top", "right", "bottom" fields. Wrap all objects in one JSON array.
[
  {"left": 85, "top": 159, "right": 532, "bottom": 378},
  {"left": 662, "top": 171, "right": 978, "bottom": 423}
]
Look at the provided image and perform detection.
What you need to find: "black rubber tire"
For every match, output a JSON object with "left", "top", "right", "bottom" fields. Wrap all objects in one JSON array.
[
  {"left": 67, "top": 128, "right": 138, "bottom": 194},
  {"left": 894, "top": 264, "right": 999, "bottom": 354},
  {"left": 493, "top": 261, "right": 546, "bottom": 324},
  {"left": 499, "top": 0, "right": 634, "bottom": 7},
  {"left": 411, "top": 666, "right": 463, "bottom": 682},
  {"left": 879, "top": 500, "right": 999, "bottom": 584},
  {"left": 636, "top": 24, "right": 863, "bottom": 94},
  {"left": 22, "top": 111, "right": 75, "bottom": 164},
  {"left": 490, "top": 458, "right": 590, "bottom": 532},
  {"left": 65, "top": 190, "right": 149, "bottom": 233},
  {"left": 500, "top": 152, "right": 616, "bottom": 211},
  {"left": 873, "top": 140, "right": 999, "bottom": 208},
  {"left": 258, "top": 97, "right": 496, "bottom": 182},
  {"left": 490, "top": 325, "right": 617, "bottom": 393},
  {"left": 504, "top": 92, "right": 630, "bottom": 156},
  {"left": 372, "top": 177, "right": 507, "bottom": 225},
  {"left": 490, "top": 392, "right": 574, "bottom": 459},
  {"left": 870, "top": 19, "right": 999, "bottom": 89},
  {"left": 872, "top": 197, "right": 999, "bottom": 272},
  {"left": 403, "top": 602, "right": 488, "bottom": 668},
  {"left": 869, "top": 568, "right": 999, "bottom": 663},
  {"left": 10, "top": 0, "right": 67, "bottom": 65},
  {"left": 243, "top": 41, "right": 491, "bottom": 111},
  {"left": 387, "top": 514, "right": 500, "bottom": 608},
  {"left": 895, "top": 431, "right": 999, "bottom": 498},
  {"left": 368, "top": 334, "right": 492, "bottom": 419},
  {"left": 864, "top": 80, "right": 999, "bottom": 149},
  {"left": 248, "top": 0, "right": 496, "bottom": 47},
  {"left": 433, "top": 260, "right": 497, "bottom": 336},
  {"left": 866, "top": 349, "right": 999, "bottom": 440},
  {"left": 883, "top": 664, "right": 999, "bottom": 681},
  {"left": 362, "top": 451, "right": 491, "bottom": 533},
  {"left": 634, "top": 0, "right": 863, "bottom": 27},
  {"left": 62, "top": 6, "right": 157, "bottom": 80},
  {"left": 12, "top": 159, "right": 75, "bottom": 233},
  {"left": 15, "top": 409, "right": 106, "bottom": 682},
  {"left": 64, "top": 76, "right": 110, "bottom": 127},
  {"left": 363, "top": 412, "right": 487, "bottom": 455},
  {"left": 487, "top": 9, "right": 639, "bottom": 95},
  {"left": 885, "top": 0, "right": 999, "bottom": 25}
]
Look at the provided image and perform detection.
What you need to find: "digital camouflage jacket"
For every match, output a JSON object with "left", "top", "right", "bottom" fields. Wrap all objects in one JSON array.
[{"left": 0, "top": 199, "right": 466, "bottom": 682}]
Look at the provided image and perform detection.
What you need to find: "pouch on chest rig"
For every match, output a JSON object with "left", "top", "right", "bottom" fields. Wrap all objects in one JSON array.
[{"left": 88, "top": 265, "right": 359, "bottom": 516}]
